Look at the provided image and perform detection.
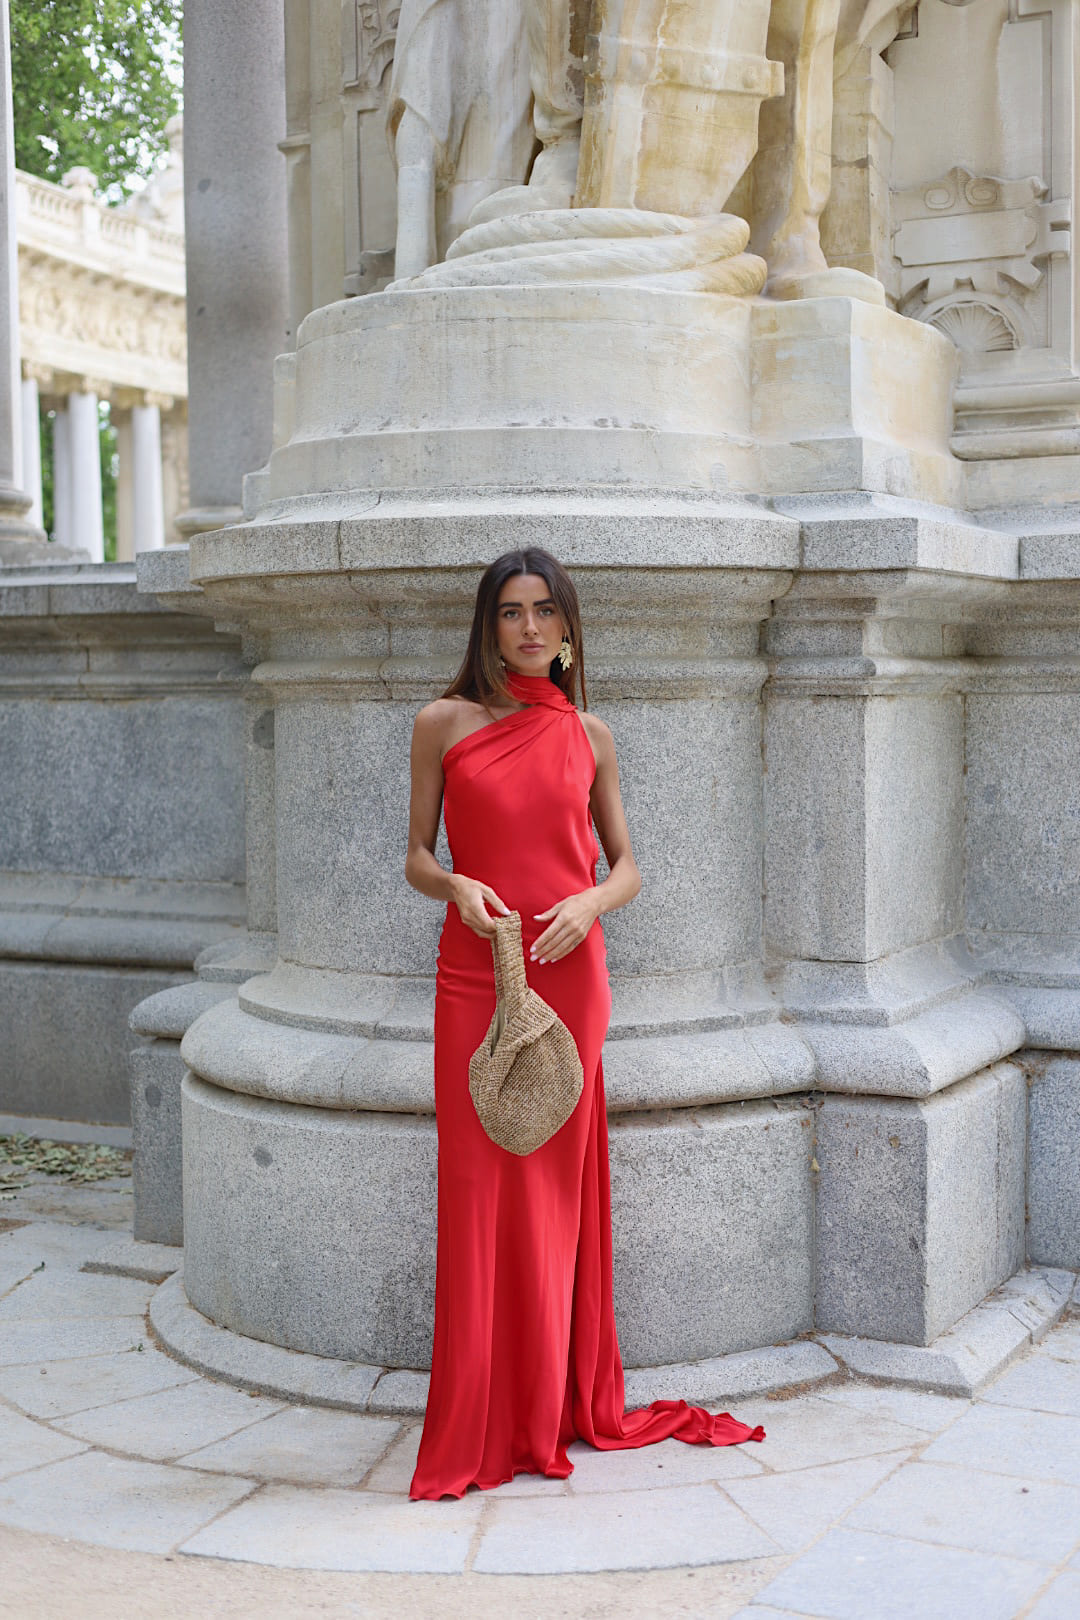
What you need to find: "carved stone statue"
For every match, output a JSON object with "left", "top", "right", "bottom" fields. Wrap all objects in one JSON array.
[
  {"left": 386, "top": 0, "right": 534, "bottom": 278},
  {"left": 388, "top": 0, "right": 911, "bottom": 294}
]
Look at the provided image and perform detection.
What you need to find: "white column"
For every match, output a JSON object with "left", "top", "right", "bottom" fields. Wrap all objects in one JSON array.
[
  {"left": 20, "top": 372, "right": 42, "bottom": 528},
  {"left": 132, "top": 394, "right": 166, "bottom": 552},
  {"left": 52, "top": 403, "right": 71, "bottom": 547},
  {"left": 67, "top": 387, "right": 104, "bottom": 563},
  {"left": 114, "top": 410, "right": 133, "bottom": 562}
]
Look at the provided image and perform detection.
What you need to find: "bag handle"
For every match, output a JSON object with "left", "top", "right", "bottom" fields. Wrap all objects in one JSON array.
[{"left": 490, "top": 910, "right": 527, "bottom": 1011}]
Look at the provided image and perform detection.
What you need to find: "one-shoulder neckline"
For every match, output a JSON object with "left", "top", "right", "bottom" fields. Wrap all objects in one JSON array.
[{"left": 441, "top": 704, "right": 532, "bottom": 768}]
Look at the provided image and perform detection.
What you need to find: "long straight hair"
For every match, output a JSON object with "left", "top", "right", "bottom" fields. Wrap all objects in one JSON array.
[{"left": 440, "top": 548, "right": 588, "bottom": 712}]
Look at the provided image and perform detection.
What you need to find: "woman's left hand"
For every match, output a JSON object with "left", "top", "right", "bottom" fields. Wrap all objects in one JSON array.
[{"left": 530, "top": 891, "right": 601, "bottom": 963}]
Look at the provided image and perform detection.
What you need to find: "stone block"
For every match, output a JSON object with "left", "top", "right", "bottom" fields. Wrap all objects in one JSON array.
[
  {"left": 610, "top": 1099, "right": 815, "bottom": 1365},
  {"left": 819, "top": 1265, "right": 1072, "bottom": 1397},
  {"left": 149, "top": 1271, "right": 384, "bottom": 1411},
  {"left": 966, "top": 694, "right": 1080, "bottom": 938},
  {"left": 1027, "top": 1056, "right": 1080, "bottom": 1269},
  {"left": 181, "top": 1074, "right": 439, "bottom": 1369},
  {"left": 180, "top": 1074, "right": 815, "bottom": 1373},
  {"left": 0, "top": 694, "right": 245, "bottom": 884},
  {"left": 765, "top": 692, "right": 963, "bottom": 963},
  {"left": 82, "top": 1236, "right": 182, "bottom": 1283},
  {"left": 130, "top": 1040, "right": 186, "bottom": 1245},
  {"left": 622, "top": 1340, "right": 837, "bottom": 1409},
  {"left": 816, "top": 1062, "right": 1026, "bottom": 1344},
  {"left": 0, "top": 960, "right": 190, "bottom": 1124}
]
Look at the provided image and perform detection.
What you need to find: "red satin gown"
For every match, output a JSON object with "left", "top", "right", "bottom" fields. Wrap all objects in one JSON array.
[{"left": 409, "top": 666, "right": 765, "bottom": 1501}]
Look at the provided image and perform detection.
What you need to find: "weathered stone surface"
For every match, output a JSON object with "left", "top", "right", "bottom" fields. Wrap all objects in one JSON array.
[
  {"left": 609, "top": 1100, "right": 815, "bottom": 1365},
  {"left": 966, "top": 694, "right": 1080, "bottom": 938},
  {"left": 0, "top": 693, "right": 245, "bottom": 883},
  {"left": 1027, "top": 1056, "right": 1080, "bottom": 1270},
  {"left": 622, "top": 1340, "right": 837, "bottom": 1409},
  {"left": 83, "top": 1236, "right": 182, "bottom": 1283},
  {"left": 764, "top": 691, "right": 963, "bottom": 963},
  {"left": 129, "top": 1041, "right": 186, "bottom": 1245},
  {"left": 819, "top": 1266, "right": 1073, "bottom": 1397},
  {"left": 149, "top": 1269, "right": 384, "bottom": 1412},
  {"left": 0, "top": 961, "right": 188, "bottom": 1124},
  {"left": 749, "top": 1526, "right": 1046, "bottom": 1620},
  {"left": 471, "top": 1483, "right": 780, "bottom": 1574},
  {"left": 817, "top": 1063, "right": 1027, "bottom": 1344},
  {"left": 181, "top": 1072, "right": 816, "bottom": 1371}
]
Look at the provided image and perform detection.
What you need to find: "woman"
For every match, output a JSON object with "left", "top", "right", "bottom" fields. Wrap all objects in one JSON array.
[{"left": 404, "top": 547, "right": 765, "bottom": 1501}]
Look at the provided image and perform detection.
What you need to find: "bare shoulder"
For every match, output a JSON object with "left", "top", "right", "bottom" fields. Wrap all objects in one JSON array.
[
  {"left": 578, "top": 708, "right": 615, "bottom": 767},
  {"left": 413, "top": 697, "right": 467, "bottom": 747}
]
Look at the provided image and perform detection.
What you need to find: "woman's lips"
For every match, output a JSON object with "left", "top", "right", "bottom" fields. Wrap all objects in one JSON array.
[{"left": 520, "top": 645, "right": 545, "bottom": 652}]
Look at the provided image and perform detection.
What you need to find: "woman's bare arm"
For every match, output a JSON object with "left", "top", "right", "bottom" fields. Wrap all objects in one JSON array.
[
  {"left": 584, "top": 714, "right": 642, "bottom": 918},
  {"left": 404, "top": 702, "right": 510, "bottom": 934},
  {"left": 530, "top": 713, "right": 641, "bottom": 963}
]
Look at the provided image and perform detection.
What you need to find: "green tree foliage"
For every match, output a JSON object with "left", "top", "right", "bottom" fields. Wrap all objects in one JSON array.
[{"left": 12, "top": 1, "right": 182, "bottom": 199}]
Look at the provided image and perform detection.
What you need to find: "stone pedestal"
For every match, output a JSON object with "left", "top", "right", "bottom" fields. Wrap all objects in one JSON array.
[{"left": 159, "top": 277, "right": 1050, "bottom": 1378}]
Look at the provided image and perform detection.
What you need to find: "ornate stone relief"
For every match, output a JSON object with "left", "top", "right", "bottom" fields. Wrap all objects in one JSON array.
[
  {"left": 344, "top": 0, "right": 400, "bottom": 90},
  {"left": 894, "top": 166, "right": 1069, "bottom": 306},
  {"left": 882, "top": 0, "right": 1080, "bottom": 469}
]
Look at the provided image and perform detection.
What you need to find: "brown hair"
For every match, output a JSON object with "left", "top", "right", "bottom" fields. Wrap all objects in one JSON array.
[{"left": 440, "top": 548, "right": 587, "bottom": 712}]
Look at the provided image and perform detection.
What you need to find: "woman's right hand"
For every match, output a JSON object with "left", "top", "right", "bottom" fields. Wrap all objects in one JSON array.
[{"left": 450, "top": 874, "right": 511, "bottom": 938}]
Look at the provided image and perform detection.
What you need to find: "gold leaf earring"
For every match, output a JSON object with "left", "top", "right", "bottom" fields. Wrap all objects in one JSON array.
[{"left": 557, "top": 637, "right": 573, "bottom": 670}]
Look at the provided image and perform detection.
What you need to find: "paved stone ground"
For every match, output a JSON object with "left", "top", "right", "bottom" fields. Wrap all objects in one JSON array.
[{"left": 1, "top": 1174, "right": 1079, "bottom": 1619}]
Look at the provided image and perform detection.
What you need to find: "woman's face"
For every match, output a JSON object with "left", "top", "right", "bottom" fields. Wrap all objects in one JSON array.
[{"left": 494, "top": 573, "right": 566, "bottom": 676}]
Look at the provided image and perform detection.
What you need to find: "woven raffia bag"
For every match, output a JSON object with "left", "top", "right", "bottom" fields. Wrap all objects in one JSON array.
[{"left": 468, "top": 910, "right": 584, "bottom": 1155}]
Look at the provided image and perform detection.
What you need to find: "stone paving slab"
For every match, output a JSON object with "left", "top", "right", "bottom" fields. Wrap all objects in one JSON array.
[
  {"left": 177, "top": 1406, "right": 402, "bottom": 1487},
  {"left": 560, "top": 1434, "right": 765, "bottom": 1494},
  {"left": 730, "top": 1395, "right": 926, "bottom": 1473},
  {"left": 979, "top": 1348, "right": 1080, "bottom": 1417},
  {"left": 54, "top": 1377, "right": 287, "bottom": 1460},
  {"left": 0, "top": 1219, "right": 120, "bottom": 1272},
  {"left": 723, "top": 1453, "right": 909, "bottom": 1554},
  {"left": 179, "top": 1483, "right": 483, "bottom": 1574},
  {"left": 471, "top": 1483, "right": 781, "bottom": 1575},
  {"left": 0, "top": 1270, "right": 154, "bottom": 1321},
  {"left": 1043, "top": 1319, "right": 1080, "bottom": 1363},
  {"left": 812, "top": 1379, "right": 970, "bottom": 1433},
  {"left": 844, "top": 1459, "right": 1080, "bottom": 1562},
  {"left": 0, "top": 1316, "right": 153, "bottom": 1365},
  {"left": 1028, "top": 1571, "right": 1080, "bottom": 1620},
  {"left": 0, "top": 1344, "right": 198, "bottom": 1419},
  {"left": 0, "top": 1449, "right": 256, "bottom": 1555},
  {"left": 0, "top": 1404, "right": 88, "bottom": 1479},
  {"left": 744, "top": 1526, "right": 1050, "bottom": 1620},
  {"left": 83, "top": 1237, "right": 182, "bottom": 1284},
  {"left": 920, "top": 1401, "right": 1080, "bottom": 1486}
]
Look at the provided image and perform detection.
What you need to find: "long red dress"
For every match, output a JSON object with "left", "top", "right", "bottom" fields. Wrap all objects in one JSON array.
[{"left": 409, "top": 666, "right": 765, "bottom": 1500}]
